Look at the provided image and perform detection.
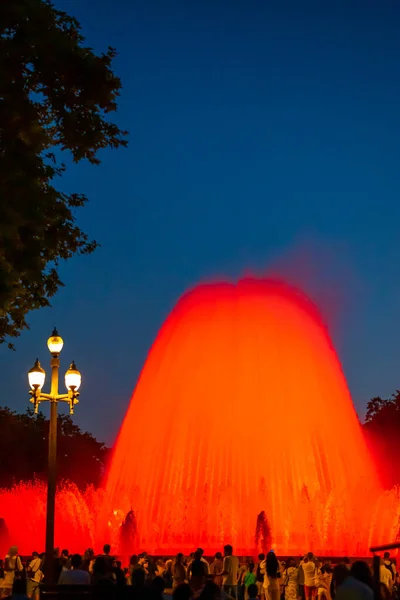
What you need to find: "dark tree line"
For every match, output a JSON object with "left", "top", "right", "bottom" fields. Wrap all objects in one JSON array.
[{"left": 0, "top": 406, "right": 109, "bottom": 489}]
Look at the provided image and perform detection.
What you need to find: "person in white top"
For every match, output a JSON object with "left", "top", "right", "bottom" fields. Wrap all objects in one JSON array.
[
  {"left": 27, "top": 552, "right": 43, "bottom": 599},
  {"left": 380, "top": 559, "right": 392, "bottom": 592},
  {"left": 1, "top": 546, "right": 23, "bottom": 598},
  {"left": 58, "top": 554, "right": 90, "bottom": 585},
  {"left": 301, "top": 553, "right": 318, "bottom": 600},
  {"left": 220, "top": 544, "right": 239, "bottom": 600},
  {"left": 382, "top": 553, "right": 396, "bottom": 590}
]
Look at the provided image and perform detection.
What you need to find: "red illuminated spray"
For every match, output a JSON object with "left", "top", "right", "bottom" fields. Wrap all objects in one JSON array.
[
  {"left": 2, "top": 278, "right": 399, "bottom": 555},
  {"left": 103, "top": 279, "right": 396, "bottom": 555}
]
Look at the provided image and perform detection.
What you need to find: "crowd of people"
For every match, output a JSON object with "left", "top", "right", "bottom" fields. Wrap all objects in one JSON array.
[{"left": 0, "top": 544, "right": 397, "bottom": 600}]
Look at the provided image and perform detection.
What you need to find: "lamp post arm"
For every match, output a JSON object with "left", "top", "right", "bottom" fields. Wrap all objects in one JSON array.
[{"left": 37, "top": 393, "right": 53, "bottom": 401}]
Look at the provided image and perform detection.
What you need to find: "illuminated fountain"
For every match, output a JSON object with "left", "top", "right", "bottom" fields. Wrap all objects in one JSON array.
[
  {"left": 1, "top": 278, "right": 400, "bottom": 556},
  {"left": 102, "top": 279, "right": 400, "bottom": 555}
]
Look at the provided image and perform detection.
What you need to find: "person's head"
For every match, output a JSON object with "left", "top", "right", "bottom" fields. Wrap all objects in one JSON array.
[
  {"left": 384, "top": 552, "right": 391, "bottom": 561},
  {"left": 350, "top": 561, "right": 373, "bottom": 589},
  {"left": 8, "top": 546, "right": 18, "bottom": 557},
  {"left": 32, "top": 551, "right": 39, "bottom": 559},
  {"left": 215, "top": 552, "right": 222, "bottom": 560},
  {"left": 307, "top": 552, "right": 314, "bottom": 561},
  {"left": 172, "top": 583, "right": 193, "bottom": 600},
  {"left": 116, "top": 561, "right": 122, "bottom": 569},
  {"left": 197, "top": 548, "right": 204, "bottom": 558},
  {"left": 199, "top": 582, "right": 222, "bottom": 600},
  {"left": 151, "top": 576, "right": 166, "bottom": 594},
  {"left": 193, "top": 550, "right": 202, "bottom": 562},
  {"left": 322, "top": 564, "right": 332, "bottom": 574},
  {"left": 266, "top": 551, "right": 279, "bottom": 578},
  {"left": 138, "top": 553, "right": 146, "bottom": 565},
  {"left": 71, "top": 554, "right": 82, "bottom": 570},
  {"left": 333, "top": 564, "right": 349, "bottom": 590},
  {"left": 103, "top": 544, "right": 111, "bottom": 556},
  {"left": 315, "top": 560, "right": 322, "bottom": 569},
  {"left": 130, "top": 554, "right": 138, "bottom": 566},
  {"left": 93, "top": 556, "right": 108, "bottom": 576},
  {"left": 84, "top": 548, "right": 94, "bottom": 560},
  {"left": 176, "top": 553, "right": 184, "bottom": 564},
  {"left": 224, "top": 545, "right": 233, "bottom": 557},
  {"left": 258, "top": 553, "right": 265, "bottom": 562},
  {"left": 248, "top": 584, "right": 258, "bottom": 599},
  {"left": 248, "top": 561, "right": 255, "bottom": 573},
  {"left": 61, "top": 549, "right": 69, "bottom": 558},
  {"left": 342, "top": 557, "right": 350, "bottom": 566},
  {"left": 287, "top": 557, "right": 296, "bottom": 568}
]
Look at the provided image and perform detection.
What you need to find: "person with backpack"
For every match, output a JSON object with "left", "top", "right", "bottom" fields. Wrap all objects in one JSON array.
[
  {"left": 26, "top": 552, "right": 42, "bottom": 599},
  {"left": 1, "top": 546, "right": 23, "bottom": 598},
  {"left": 383, "top": 553, "right": 396, "bottom": 582}
]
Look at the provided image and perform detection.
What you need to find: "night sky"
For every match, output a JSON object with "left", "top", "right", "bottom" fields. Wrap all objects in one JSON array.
[{"left": 1, "top": 0, "right": 400, "bottom": 446}]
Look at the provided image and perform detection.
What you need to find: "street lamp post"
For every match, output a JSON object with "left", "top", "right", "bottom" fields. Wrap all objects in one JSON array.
[{"left": 28, "top": 328, "right": 82, "bottom": 584}]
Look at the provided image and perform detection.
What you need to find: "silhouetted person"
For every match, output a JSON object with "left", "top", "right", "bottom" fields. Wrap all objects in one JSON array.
[
  {"left": 188, "top": 551, "right": 207, "bottom": 592},
  {"left": 100, "top": 544, "right": 114, "bottom": 578},
  {"left": 331, "top": 564, "right": 349, "bottom": 599},
  {"left": 58, "top": 554, "right": 90, "bottom": 585},
  {"left": 350, "top": 562, "right": 373, "bottom": 590},
  {"left": 91, "top": 557, "right": 115, "bottom": 586},
  {"left": 266, "top": 552, "right": 280, "bottom": 600},
  {"left": 113, "top": 560, "right": 126, "bottom": 586}
]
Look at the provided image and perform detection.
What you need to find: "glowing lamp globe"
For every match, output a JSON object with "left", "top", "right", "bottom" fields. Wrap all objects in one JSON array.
[
  {"left": 47, "top": 328, "right": 64, "bottom": 355},
  {"left": 28, "top": 359, "right": 45, "bottom": 390},
  {"left": 65, "top": 361, "right": 81, "bottom": 391}
]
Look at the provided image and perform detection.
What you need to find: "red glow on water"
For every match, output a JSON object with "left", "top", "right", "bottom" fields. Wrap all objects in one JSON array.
[
  {"left": 2, "top": 278, "right": 400, "bottom": 556},
  {"left": 103, "top": 279, "right": 398, "bottom": 555}
]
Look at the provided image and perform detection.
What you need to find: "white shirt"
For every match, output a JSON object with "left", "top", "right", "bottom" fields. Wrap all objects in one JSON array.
[
  {"left": 58, "top": 569, "right": 91, "bottom": 585},
  {"left": 29, "top": 558, "right": 43, "bottom": 583},
  {"left": 222, "top": 555, "right": 239, "bottom": 586},
  {"left": 302, "top": 561, "right": 317, "bottom": 587},
  {"left": 380, "top": 565, "right": 392, "bottom": 589}
]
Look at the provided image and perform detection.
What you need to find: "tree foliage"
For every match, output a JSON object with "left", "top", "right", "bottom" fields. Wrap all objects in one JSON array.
[
  {"left": 0, "top": 406, "right": 109, "bottom": 489},
  {"left": 364, "top": 391, "right": 400, "bottom": 488},
  {"left": 0, "top": 0, "right": 127, "bottom": 347}
]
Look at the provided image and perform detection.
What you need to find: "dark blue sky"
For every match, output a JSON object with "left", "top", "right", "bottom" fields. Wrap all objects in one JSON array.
[{"left": 2, "top": 0, "right": 400, "bottom": 445}]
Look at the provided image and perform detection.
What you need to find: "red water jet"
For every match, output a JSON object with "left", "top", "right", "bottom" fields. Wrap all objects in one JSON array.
[{"left": 104, "top": 278, "right": 392, "bottom": 555}]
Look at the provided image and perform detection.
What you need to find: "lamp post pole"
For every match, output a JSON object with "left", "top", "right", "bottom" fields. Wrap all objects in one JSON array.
[
  {"left": 28, "top": 329, "right": 82, "bottom": 585},
  {"left": 45, "top": 357, "right": 59, "bottom": 584}
]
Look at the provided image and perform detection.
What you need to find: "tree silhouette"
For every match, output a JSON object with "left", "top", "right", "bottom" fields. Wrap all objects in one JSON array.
[
  {"left": 364, "top": 391, "right": 400, "bottom": 488},
  {"left": 0, "top": 0, "right": 127, "bottom": 347},
  {"left": 0, "top": 406, "right": 108, "bottom": 489}
]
